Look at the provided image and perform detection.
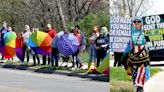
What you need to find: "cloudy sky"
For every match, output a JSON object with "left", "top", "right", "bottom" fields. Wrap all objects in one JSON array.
[{"left": 146, "top": 0, "right": 164, "bottom": 15}]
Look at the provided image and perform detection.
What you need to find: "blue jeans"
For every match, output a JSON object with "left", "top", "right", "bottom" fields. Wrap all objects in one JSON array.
[{"left": 89, "top": 44, "right": 97, "bottom": 63}]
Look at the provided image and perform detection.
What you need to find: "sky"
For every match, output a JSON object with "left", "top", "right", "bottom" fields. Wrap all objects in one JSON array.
[{"left": 146, "top": 0, "right": 164, "bottom": 16}]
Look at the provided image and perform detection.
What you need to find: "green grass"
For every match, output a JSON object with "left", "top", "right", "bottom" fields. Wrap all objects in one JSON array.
[
  {"left": 80, "top": 51, "right": 90, "bottom": 63},
  {"left": 110, "top": 67, "right": 132, "bottom": 81},
  {"left": 110, "top": 67, "right": 162, "bottom": 92},
  {"left": 150, "top": 67, "right": 162, "bottom": 77},
  {"left": 110, "top": 80, "right": 134, "bottom": 92},
  {"left": 5, "top": 60, "right": 21, "bottom": 65},
  {"left": 72, "top": 69, "right": 87, "bottom": 73}
]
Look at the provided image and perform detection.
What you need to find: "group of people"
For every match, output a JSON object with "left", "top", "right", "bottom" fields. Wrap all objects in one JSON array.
[
  {"left": 0, "top": 22, "right": 109, "bottom": 70},
  {"left": 88, "top": 25, "right": 109, "bottom": 69}
]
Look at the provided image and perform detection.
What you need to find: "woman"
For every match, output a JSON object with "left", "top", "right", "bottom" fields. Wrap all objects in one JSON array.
[
  {"left": 94, "top": 28, "right": 109, "bottom": 68},
  {"left": 122, "top": 17, "right": 150, "bottom": 92},
  {"left": 88, "top": 25, "right": 99, "bottom": 69},
  {"left": 22, "top": 25, "right": 31, "bottom": 64}
]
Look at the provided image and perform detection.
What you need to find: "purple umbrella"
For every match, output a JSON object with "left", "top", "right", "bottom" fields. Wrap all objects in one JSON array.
[{"left": 57, "top": 33, "right": 79, "bottom": 57}]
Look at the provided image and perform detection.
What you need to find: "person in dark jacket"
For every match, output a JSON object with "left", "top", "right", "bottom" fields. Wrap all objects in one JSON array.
[{"left": 94, "top": 29, "right": 109, "bottom": 67}]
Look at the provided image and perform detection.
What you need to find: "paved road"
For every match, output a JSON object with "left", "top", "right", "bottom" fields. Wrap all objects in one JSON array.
[{"left": 0, "top": 68, "right": 109, "bottom": 92}]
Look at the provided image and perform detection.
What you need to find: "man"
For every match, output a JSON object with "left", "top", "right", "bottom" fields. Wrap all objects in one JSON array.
[{"left": 42, "top": 24, "right": 57, "bottom": 65}]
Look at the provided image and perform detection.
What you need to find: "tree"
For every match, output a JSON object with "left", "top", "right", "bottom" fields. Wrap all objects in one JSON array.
[
  {"left": 0, "top": 0, "right": 109, "bottom": 32},
  {"left": 110, "top": 0, "right": 153, "bottom": 17}
]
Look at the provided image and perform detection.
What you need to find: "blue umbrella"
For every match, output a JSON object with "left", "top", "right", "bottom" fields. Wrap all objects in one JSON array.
[{"left": 56, "top": 33, "right": 79, "bottom": 57}]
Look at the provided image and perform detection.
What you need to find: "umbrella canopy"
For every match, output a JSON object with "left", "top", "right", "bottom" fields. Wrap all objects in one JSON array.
[
  {"left": 16, "top": 33, "right": 24, "bottom": 61},
  {"left": 28, "top": 31, "right": 52, "bottom": 56},
  {"left": 3, "top": 32, "right": 17, "bottom": 58},
  {"left": 56, "top": 33, "right": 79, "bottom": 57},
  {"left": 97, "top": 51, "right": 109, "bottom": 76}
]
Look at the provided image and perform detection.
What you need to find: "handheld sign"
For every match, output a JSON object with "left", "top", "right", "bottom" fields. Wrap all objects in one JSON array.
[{"left": 109, "top": 16, "right": 132, "bottom": 52}]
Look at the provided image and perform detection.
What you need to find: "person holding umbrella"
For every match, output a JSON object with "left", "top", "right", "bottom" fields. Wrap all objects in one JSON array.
[
  {"left": 31, "top": 28, "right": 40, "bottom": 65},
  {"left": 42, "top": 24, "right": 56, "bottom": 65},
  {"left": 51, "top": 31, "right": 64, "bottom": 67},
  {"left": 0, "top": 21, "right": 8, "bottom": 60},
  {"left": 71, "top": 27, "right": 83, "bottom": 68}
]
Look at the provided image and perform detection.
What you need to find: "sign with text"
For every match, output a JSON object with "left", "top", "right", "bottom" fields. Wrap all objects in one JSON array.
[
  {"left": 109, "top": 16, "right": 132, "bottom": 52},
  {"left": 143, "top": 14, "right": 164, "bottom": 50}
]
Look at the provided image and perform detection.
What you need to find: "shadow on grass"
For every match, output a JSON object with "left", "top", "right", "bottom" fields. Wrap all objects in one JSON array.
[
  {"left": 34, "top": 66, "right": 55, "bottom": 74},
  {"left": 2, "top": 64, "right": 29, "bottom": 70}
]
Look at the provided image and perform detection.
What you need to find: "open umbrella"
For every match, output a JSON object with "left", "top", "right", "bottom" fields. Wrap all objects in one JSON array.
[
  {"left": 3, "top": 32, "right": 17, "bottom": 58},
  {"left": 56, "top": 33, "right": 79, "bottom": 57},
  {"left": 97, "top": 50, "right": 109, "bottom": 76},
  {"left": 16, "top": 33, "right": 24, "bottom": 61},
  {"left": 28, "top": 31, "right": 52, "bottom": 56}
]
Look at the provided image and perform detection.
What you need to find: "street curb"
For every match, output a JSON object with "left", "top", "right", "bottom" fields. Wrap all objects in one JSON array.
[{"left": 0, "top": 64, "right": 109, "bottom": 82}]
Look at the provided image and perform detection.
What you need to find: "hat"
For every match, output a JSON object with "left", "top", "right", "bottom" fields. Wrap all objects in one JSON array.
[
  {"left": 101, "top": 27, "right": 108, "bottom": 33},
  {"left": 133, "top": 16, "right": 143, "bottom": 24}
]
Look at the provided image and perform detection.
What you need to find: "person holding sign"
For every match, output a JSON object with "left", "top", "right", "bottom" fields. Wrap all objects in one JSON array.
[{"left": 121, "top": 16, "right": 150, "bottom": 92}]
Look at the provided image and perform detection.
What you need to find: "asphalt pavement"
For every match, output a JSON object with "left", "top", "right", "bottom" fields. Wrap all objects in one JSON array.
[{"left": 0, "top": 68, "right": 109, "bottom": 92}]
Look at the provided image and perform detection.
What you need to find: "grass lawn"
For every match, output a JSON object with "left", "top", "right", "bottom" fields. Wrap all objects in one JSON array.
[{"left": 110, "top": 67, "right": 162, "bottom": 92}]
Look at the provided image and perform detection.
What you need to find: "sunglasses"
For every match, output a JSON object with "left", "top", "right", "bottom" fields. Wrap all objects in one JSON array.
[{"left": 134, "top": 21, "right": 141, "bottom": 23}]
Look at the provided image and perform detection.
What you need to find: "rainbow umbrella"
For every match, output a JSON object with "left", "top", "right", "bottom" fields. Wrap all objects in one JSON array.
[
  {"left": 3, "top": 32, "right": 17, "bottom": 58},
  {"left": 97, "top": 51, "right": 109, "bottom": 76},
  {"left": 16, "top": 33, "right": 24, "bottom": 61},
  {"left": 28, "top": 31, "right": 52, "bottom": 56}
]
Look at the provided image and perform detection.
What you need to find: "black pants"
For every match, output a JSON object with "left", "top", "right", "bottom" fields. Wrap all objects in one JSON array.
[
  {"left": 33, "top": 54, "right": 40, "bottom": 65},
  {"left": 114, "top": 52, "right": 123, "bottom": 67},
  {"left": 22, "top": 45, "right": 30, "bottom": 63},
  {"left": 97, "top": 48, "right": 106, "bottom": 68},
  {"left": 51, "top": 48, "right": 59, "bottom": 67},
  {"left": 42, "top": 55, "right": 51, "bottom": 65}
]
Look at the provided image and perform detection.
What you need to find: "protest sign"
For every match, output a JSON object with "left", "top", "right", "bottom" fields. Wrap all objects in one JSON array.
[{"left": 109, "top": 16, "right": 131, "bottom": 52}]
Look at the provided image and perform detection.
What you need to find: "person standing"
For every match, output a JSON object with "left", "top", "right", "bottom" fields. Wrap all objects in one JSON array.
[
  {"left": 51, "top": 31, "right": 64, "bottom": 67},
  {"left": 22, "top": 25, "right": 31, "bottom": 64},
  {"left": 31, "top": 28, "right": 40, "bottom": 65},
  {"left": 74, "top": 25, "right": 86, "bottom": 68},
  {"left": 94, "top": 29, "right": 109, "bottom": 68},
  {"left": 7, "top": 26, "right": 16, "bottom": 61},
  {"left": 42, "top": 24, "right": 57, "bottom": 65},
  {"left": 121, "top": 17, "right": 150, "bottom": 92},
  {"left": 88, "top": 25, "right": 99, "bottom": 69},
  {"left": 72, "top": 28, "right": 81, "bottom": 68},
  {"left": 0, "top": 21, "right": 8, "bottom": 60}
]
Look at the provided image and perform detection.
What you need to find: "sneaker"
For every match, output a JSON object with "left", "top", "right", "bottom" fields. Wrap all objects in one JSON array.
[
  {"left": 136, "top": 87, "right": 143, "bottom": 92},
  {"left": 79, "top": 63, "right": 83, "bottom": 68}
]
